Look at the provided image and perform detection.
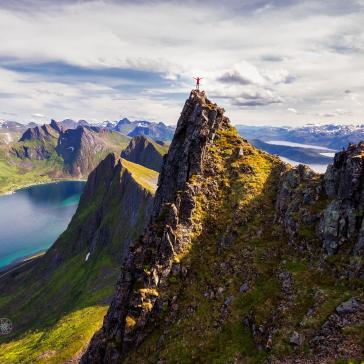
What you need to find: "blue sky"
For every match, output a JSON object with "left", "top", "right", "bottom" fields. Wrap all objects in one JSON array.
[{"left": 0, "top": 0, "right": 363, "bottom": 125}]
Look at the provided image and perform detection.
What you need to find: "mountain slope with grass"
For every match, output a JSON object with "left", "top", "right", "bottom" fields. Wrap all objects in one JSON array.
[
  {"left": 82, "top": 90, "right": 363, "bottom": 364},
  {"left": 0, "top": 123, "right": 130, "bottom": 194},
  {"left": 0, "top": 154, "right": 158, "bottom": 363}
]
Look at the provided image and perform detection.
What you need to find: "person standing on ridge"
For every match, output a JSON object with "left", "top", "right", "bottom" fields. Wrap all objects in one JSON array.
[{"left": 193, "top": 76, "right": 203, "bottom": 90}]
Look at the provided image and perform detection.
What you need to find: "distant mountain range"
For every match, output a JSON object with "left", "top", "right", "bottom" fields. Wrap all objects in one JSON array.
[
  {"left": 0, "top": 115, "right": 172, "bottom": 194},
  {"left": 236, "top": 123, "right": 364, "bottom": 150},
  {"left": 3, "top": 119, "right": 364, "bottom": 178},
  {"left": 4, "top": 120, "right": 364, "bottom": 149},
  {"left": 101, "top": 118, "right": 175, "bottom": 141},
  {"left": 251, "top": 139, "right": 333, "bottom": 165},
  {"left": 1, "top": 117, "right": 175, "bottom": 142}
]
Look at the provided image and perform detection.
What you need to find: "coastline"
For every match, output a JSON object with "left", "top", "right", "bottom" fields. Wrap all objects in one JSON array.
[
  {"left": 0, "top": 179, "right": 86, "bottom": 276},
  {"left": 0, "top": 251, "right": 46, "bottom": 279},
  {"left": 0, "top": 177, "right": 87, "bottom": 196}
]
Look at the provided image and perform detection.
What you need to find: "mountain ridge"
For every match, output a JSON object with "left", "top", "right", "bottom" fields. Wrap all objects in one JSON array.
[
  {"left": 0, "top": 91, "right": 363, "bottom": 363},
  {"left": 121, "top": 135, "right": 168, "bottom": 172},
  {"left": 81, "top": 90, "right": 363, "bottom": 363}
]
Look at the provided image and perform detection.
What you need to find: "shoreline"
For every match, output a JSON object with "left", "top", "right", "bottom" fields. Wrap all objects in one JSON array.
[
  {"left": 0, "top": 178, "right": 87, "bottom": 277},
  {"left": 0, "top": 177, "right": 87, "bottom": 196},
  {"left": 0, "top": 251, "right": 46, "bottom": 279}
]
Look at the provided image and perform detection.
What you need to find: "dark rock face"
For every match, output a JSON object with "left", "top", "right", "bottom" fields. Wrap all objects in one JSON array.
[
  {"left": 12, "top": 123, "right": 61, "bottom": 160},
  {"left": 275, "top": 142, "right": 364, "bottom": 257},
  {"left": 56, "top": 126, "right": 110, "bottom": 176},
  {"left": 19, "top": 123, "right": 60, "bottom": 142},
  {"left": 319, "top": 142, "right": 364, "bottom": 255},
  {"left": 81, "top": 90, "right": 230, "bottom": 363},
  {"left": 121, "top": 135, "right": 165, "bottom": 172},
  {"left": 50, "top": 119, "right": 63, "bottom": 133}
]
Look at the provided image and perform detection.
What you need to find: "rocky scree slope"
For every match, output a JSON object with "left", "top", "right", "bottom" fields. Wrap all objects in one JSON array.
[
  {"left": 121, "top": 135, "right": 168, "bottom": 172},
  {"left": 82, "top": 90, "right": 363, "bottom": 364},
  {"left": 0, "top": 154, "right": 157, "bottom": 363}
]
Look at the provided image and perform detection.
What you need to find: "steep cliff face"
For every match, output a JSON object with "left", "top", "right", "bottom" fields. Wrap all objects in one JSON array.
[
  {"left": 56, "top": 126, "right": 105, "bottom": 175},
  {"left": 0, "top": 154, "right": 158, "bottom": 363},
  {"left": 121, "top": 135, "right": 168, "bottom": 172},
  {"left": 82, "top": 91, "right": 363, "bottom": 364},
  {"left": 320, "top": 143, "right": 364, "bottom": 256},
  {"left": 55, "top": 125, "right": 129, "bottom": 176},
  {"left": 44, "top": 153, "right": 156, "bottom": 267}
]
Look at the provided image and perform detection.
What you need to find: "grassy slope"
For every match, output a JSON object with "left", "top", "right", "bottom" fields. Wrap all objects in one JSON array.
[
  {"left": 121, "top": 158, "right": 159, "bottom": 193},
  {"left": 148, "top": 138, "right": 169, "bottom": 156},
  {"left": 0, "top": 140, "right": 64, "bottom": 194},
  {"left": 0, "top": 157, "right": 156, "bottom": 363},
  {"left": 127, "top": 127, "right": 362, "bottom": 363}
]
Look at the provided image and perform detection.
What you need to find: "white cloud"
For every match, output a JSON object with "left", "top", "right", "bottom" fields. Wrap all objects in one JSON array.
[{"left": 0, "top": 0, "right": 363, "bottom": 125}]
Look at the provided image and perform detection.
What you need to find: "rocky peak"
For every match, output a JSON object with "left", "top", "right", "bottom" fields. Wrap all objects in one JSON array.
[
  {"left": 153, "top": 90, "right": 227, "bottom": 214},
  {"left": 121, "top": 135, "right": 166, "bottom": 172},
  {"left": 118, "top": 118, "right": 131, "bottom": 125},
  {"left": 81, "top": 90, "right": 230, "bottom": 362},
  {"left": 50, "top": 119, "right": 63, "bottom": 133},
  {"left": 56, "top": 125, "right": 104, "bottom": 176},
  {"left": 324, "top": 142, "right": 364, "bottom": 200},
  {"left": 45, "top": 153, "right": 156, "bottom": 266},
  {"left": 19, "top": 123, "right": 60, "bottom": 142}
]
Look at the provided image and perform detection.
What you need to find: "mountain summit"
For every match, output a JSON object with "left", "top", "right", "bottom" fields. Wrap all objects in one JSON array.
[
  {"left": 81, "top": 89, "right": 232, "bottom": 361},
  {"left": 81, "top": 90, "right": 363, "bottom": 363},
  {"left": 1, "top": 91, "right": 363, "bottom": 363}
]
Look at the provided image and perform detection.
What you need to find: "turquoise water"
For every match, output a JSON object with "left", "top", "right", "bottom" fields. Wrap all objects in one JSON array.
[{"left": 0, "top": 181, "right": 85, "bottom": 269}]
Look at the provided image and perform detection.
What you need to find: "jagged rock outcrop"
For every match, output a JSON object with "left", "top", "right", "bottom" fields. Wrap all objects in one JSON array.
[
  {"left": 11, "top": 122, "right": 61, "bottom": 160},
  {"left": 50, "top": 119, "right": 64, "bottom": 133},
  {"left": 320, "top": 142, "right": 364, "bottom": 255},
  {"left": 275, "top": 164, "right": 323, "bottom": 243},
  {"left": 81, "top": 90, "right": 230, "bottom": 363},
  {"left": 276, "top": 142, "right": 364, "bottom": 257},
  {"left": 121, "top": 135, "right": 167, "bottom": 172},
  {"left": 19, "top": 123, "right": 60, "bottom": 142},
  {"left": 2, "top": 91, "right": 364, "bottom": 363}
]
